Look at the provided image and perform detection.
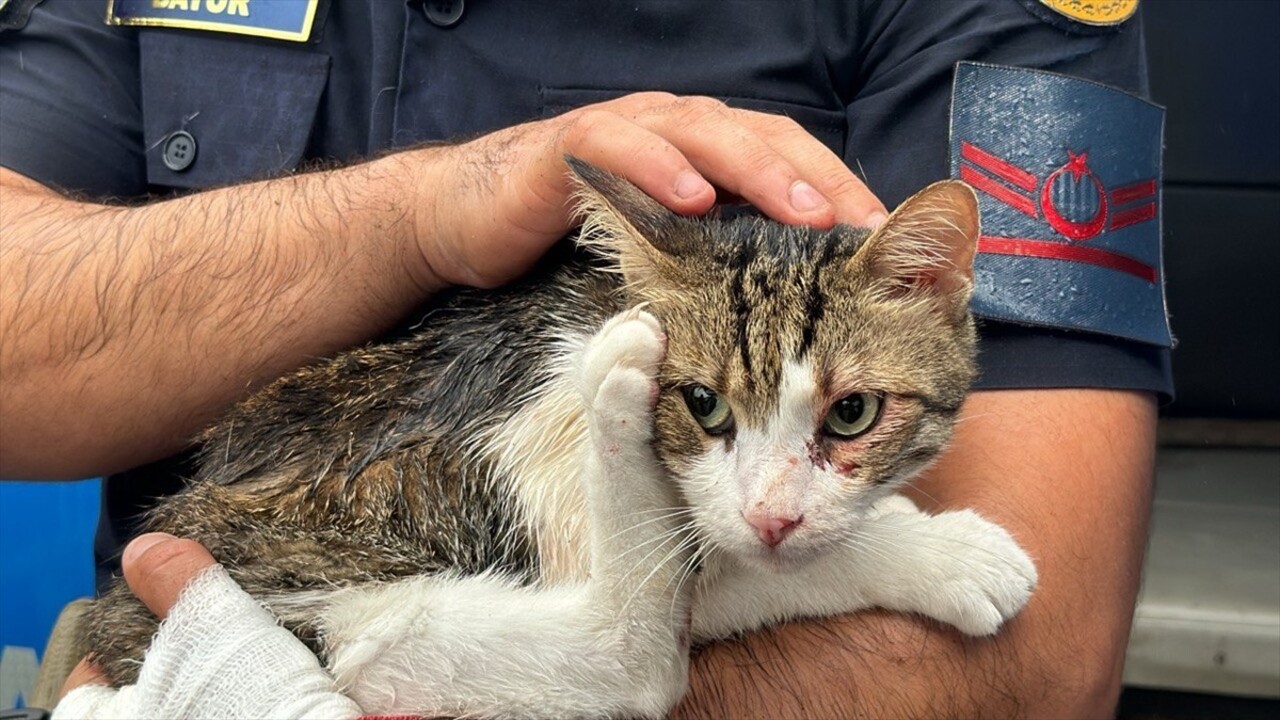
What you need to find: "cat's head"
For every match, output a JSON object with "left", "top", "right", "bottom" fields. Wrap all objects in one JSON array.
[{"left": 569, "top": 157, "right": 979, "bottom": 571}]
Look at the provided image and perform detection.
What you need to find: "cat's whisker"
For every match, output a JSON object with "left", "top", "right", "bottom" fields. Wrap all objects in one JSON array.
[
  {"left": 660, "top": 536, "right": 703, "bottom": 596},
  {"left": 838, "top": 534, "right": 991, "bottom": 589},
  {"left": 951, "top": 411, "right": 996, "bottom": 425},
  {"left": 610, "top": 521, "right": 697, "bottom": 563},
  {"left": 619, "top": 535, "right": 700, "bottom": 619},
  {"left": 836, "top": 535, "right": 901, "bottom": 571},
  {"left": 601, "top": 507, "right": 698, "bottom": 544},
  {"left": 904, "top": 529, "right": 1034, "bottom": 568},
  {"left": 619, "top": 506, "right": 696, "bottom": 520},
  {"left": 612, "top": 524, "right": 690, "bottom": 575},
  {"left": 666, "top": 546, "right": 705, "bottom": 619},
  {"left": 618, "top": 525, "right": 699, "bottom": 615},
  {"left": 899, "top": 483, "right": 946, "bottom": 508},
  {"left": 845, "top": 527, "right": 1026, "bottom": 574},
  {"left": 612, "top": 506, "right": 698, "bottom": 528}
]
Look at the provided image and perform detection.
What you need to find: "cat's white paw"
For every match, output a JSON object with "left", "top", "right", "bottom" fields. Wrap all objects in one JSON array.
[
  {"left": 913, "top": 509, "right": 1038, "bottom": 637},
  {"left": 580, "top": 307, "right": 665, "bottom": 408},
  {"left": 580, "top": 309, "right": 665, "bottom": 450}
]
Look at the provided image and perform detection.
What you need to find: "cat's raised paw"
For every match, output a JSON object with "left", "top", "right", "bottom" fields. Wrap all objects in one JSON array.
[{"left": 580, "top": 308, "right": 665, "bottom": 408}]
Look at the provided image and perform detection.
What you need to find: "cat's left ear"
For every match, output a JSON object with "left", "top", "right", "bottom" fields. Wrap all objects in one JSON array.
[
  {"left": 565, "top": 156, "right": 687, "bottom": 281},
  {"left": 853, "top": 180, "right": 979, "bottom": 303}
]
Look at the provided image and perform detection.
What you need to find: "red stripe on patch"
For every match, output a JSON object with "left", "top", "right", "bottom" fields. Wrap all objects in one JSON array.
[
  {"left": 978, "top": 236, "right": 1157, "bottom": 283},
  {"left": 961, "top": 141, "right": 1038, "bottom": 191},
  {"left": 1109, "top": 179, "right": 1157, "bottom": 205},
  {"left": 1109, "top": 202, "right": 1156, "bottom": 230},
  {"left": 961, "top": 165, "right": 1039, "bottom": 218}
]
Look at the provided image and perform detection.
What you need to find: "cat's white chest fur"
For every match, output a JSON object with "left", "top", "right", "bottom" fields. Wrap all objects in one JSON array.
[{"left": 479, "top": 346, "right": 594, "bottom": 585}]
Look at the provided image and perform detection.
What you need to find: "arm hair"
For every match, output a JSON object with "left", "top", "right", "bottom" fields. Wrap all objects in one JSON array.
[{"left": 0, "top": 157, "right": 438, "bottom": 479}]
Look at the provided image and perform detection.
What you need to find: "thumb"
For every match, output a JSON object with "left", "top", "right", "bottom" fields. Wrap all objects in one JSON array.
[{"left": 121, "top": 533, "right": 218, "bottom": 620}]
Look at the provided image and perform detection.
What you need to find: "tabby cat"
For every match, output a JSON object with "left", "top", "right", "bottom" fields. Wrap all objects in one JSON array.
[{"left": 86, "top": 158, "right": 1036, "bottom": 718}]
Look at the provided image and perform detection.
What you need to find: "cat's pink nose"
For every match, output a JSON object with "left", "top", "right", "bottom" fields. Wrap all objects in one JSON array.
[{"left": 746, "top": 514, "right": 802, "bottom": 547}]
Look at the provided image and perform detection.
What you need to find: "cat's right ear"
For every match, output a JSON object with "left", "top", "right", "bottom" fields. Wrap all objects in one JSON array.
[
  {"left": 851, "top": 180, "right": 980, "bottom": 310},
  {"left": 565, "top": 156, "right": 685, "bottom": 281}
]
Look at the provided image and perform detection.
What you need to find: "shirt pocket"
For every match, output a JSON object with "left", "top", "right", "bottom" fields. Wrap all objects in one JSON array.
[
  {"left": 539, "top": 88, "right": 847, "bottom": 158},
  {"left": 139, "top": 31, "right": 330, "bottom": 190}
]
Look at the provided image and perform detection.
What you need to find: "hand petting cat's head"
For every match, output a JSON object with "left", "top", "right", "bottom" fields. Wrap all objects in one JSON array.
[{"left": 570, "top": 158, "right": 979, "bottom": 571}]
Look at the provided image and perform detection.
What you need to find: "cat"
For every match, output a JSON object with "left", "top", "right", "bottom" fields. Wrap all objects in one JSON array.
[{"left": 84, "top": 157, "right": 1037, "bottom": 718}]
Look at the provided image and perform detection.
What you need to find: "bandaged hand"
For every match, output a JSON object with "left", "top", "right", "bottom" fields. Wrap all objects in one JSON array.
[{"left": 54, "top": 534, "right": 362, "bottom": 720}]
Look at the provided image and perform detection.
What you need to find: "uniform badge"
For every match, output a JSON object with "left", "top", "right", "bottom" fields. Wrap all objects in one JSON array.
[
  {"left": 1036, "top": 0, "right": 1139, "bottom": 27},
  {"left": 106, "top": 0, "right": 321, "bottom": 42},
  {"left": 950, "top": 63, "right": 1171, "bottom": 347}
]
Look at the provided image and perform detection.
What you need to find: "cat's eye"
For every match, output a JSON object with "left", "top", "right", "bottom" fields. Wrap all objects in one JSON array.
[
  {"left": 682, "top": 385, "right": 734, "bottom": 435},
  {"left": 822, "top": 393, "right": 881, "bottom": 438}
]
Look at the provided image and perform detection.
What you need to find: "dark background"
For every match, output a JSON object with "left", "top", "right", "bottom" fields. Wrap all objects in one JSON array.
[{"left": 1147, "top": 0, "right": 1280, "bottom": 420}]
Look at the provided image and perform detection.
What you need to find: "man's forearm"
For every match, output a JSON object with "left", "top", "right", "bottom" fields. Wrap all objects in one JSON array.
[
  {"left": 679, "top": 603, "right": 1084, "bottom": 718},
  {"left": 0, "top": 156, "right": 437, "bottom": 478},
  {"left": 1, "top": 94, "right": 892, "bottom": 480},
  {"left": 674, "top": 390, "right": 1156, "bottom": 718}
]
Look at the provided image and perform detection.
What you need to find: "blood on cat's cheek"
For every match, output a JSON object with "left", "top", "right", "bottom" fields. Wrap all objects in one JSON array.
[
  {"left": 806, "top": 438, "right": 858, "bottom": 475},
  {"left": 804, "top": 439, "right": 826, "bottom": 470},
  {"left": 811, "top": 438, "right": 859, "bottom": 476},
  {"left": 823, "top": 438, "right": 873, "bottom": 482},
  {"left": 814, "top": 435, "right": 855, "bottom": 474}
]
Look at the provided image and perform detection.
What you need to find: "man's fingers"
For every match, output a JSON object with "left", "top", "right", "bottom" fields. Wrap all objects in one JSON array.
[
  {"left": 569, "top": 96, "right": 887, "bottom": 229},
  {"left": 122, "top": 533, "right": 218, "bottom": 620},
  {"left": 60, "top": 657, "right": 108, "bottom": 698},
  {"left": 627, "top": 97, "right": 840, "bottom": 227},
  {"left": 558, "top": 109, "right": 717, "bottom": 215},
  {"left": 730, "top": 108, "right": 888, "bottom": 227}
]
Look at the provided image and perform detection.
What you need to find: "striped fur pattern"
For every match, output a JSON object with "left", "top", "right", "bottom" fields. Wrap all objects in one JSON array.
[{"left": 85, "top": 160, "right": 1037, "bottom": 718}]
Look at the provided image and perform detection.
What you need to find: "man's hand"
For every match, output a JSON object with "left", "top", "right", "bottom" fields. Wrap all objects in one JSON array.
[
  {"left": 56, "top": 534, "right": 361, "bottom": 719},
  {"left": 407, "top": 93, "right": 887, "bottom": 289},
  {"left": 0, "top": 93, "right": 885, "bottom": 479},
  {"left": 60, "top": 534, "right": 217, "bottom": 698}
]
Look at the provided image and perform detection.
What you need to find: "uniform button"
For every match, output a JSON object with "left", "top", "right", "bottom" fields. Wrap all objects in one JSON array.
[
  {"left": 423, "top": 0, "right": 464, "bottom": 27},
  {"left": 162, "top": 131, "right": 197, "bottom": 172}
]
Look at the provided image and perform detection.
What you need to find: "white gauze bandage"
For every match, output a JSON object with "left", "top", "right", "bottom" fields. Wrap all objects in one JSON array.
[{"left": 53, "top": 565, "right": 362, "bottom": 720}]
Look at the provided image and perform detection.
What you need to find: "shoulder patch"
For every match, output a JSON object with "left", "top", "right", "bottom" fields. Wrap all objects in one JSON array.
[
  {"left": 106, "top": 0, "right": 321, "bottom": 42},
  {"left": 950, "top": 62, "right": 1171, "bottom": 347}
]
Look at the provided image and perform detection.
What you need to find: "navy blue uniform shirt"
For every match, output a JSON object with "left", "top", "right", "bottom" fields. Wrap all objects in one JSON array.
[{"left": 0, "top": 0, "right": 1172, "bottom": 590}]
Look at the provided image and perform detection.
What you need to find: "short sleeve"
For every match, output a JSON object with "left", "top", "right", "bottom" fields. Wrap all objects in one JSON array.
[
  {"left": 0, "top": 0, "right": 147, "bottom": 197},
  {"left": 841, "top": 0, "right": 1171, "bottom": 399}
]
